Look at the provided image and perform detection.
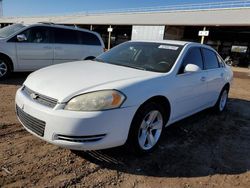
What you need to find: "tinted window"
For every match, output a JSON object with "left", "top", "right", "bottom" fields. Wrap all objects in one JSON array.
[
  {"left": 16, "top": 26, "right": 51, "bottom": 43},
  {"left": 79, "top": 31, "right": 101, "bottom": 45},
  {"left": 96, "top": 42, "right": 183, "bottom": 73},
  {"left": 202, "top": 48, "right": 219, "bottom": 69},
  {"left": 179, "top": 47, "right": 203, "bottom": 74},
  {"left": 54, "top": 28, "right": 79, "bottom": 44}
]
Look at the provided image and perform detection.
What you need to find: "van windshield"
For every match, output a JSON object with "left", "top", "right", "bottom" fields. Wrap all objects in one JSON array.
[{"left": 0, "top": 24, "right": 25, "bottom": 38}]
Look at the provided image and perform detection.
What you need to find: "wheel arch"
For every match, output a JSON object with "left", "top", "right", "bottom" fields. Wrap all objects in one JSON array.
[
  {"left": 223, "top": 82, "right": 230, "bottom": 92},
  {"left": 84, "top": 56, "right": 96, "bottom": 60},
  {"left": 134, "top": 95, "right": 171, "bottom": 125},
  {"left": 0, "top": 52, "right": 14, "bottom": 71}
]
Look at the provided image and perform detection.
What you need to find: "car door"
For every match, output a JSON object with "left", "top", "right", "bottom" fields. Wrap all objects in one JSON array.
[
  {"left": 171, "top": 47, "right": 209, "bottom": 121},
  {"left": 202, "top": 48, "right": 225, "bottom": 105},
  {"left": 53, "top": 28, "right": 87, "bottom": 64},
  {"left": 15, "top": 26, "right": 53, "bottom": 71}
]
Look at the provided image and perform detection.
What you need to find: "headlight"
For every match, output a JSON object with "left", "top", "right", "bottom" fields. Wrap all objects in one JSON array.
[{"left": 64, "top": 90, "right": 126, "bottom": 111}]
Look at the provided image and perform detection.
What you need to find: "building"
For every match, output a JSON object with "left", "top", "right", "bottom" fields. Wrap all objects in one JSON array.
[{"left": 0, "top": 0, "right": 250, "bottom": 67}]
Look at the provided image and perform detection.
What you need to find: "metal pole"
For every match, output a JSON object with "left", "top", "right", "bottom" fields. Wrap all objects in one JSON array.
[
  {"left": 0, "top": 0, "right": 3, "bottom": 17},
  {"left": 201, "top": 26, "right": 206, "bottom": 44},
  {"left": 108, "top": 25, "right": 112, "bottom": 50}
]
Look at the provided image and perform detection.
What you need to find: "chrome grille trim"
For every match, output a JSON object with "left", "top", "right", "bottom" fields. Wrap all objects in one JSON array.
[
  {"left": 56, "top": 134, "right": 106, "bottom": 142},
  {"left": 16, "top": 106, "right": 46, "bottom": 137},
  {"left": 22, "top": 86, "right": 58, "bottom": 108}
]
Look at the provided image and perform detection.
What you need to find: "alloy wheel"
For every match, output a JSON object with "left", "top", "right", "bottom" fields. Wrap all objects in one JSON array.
[
  {"left": 138, "top": 110, "right": 163, "bottom": 150},
  {"left": 0, "top": 61, "right": 8, "bottom": 78}
]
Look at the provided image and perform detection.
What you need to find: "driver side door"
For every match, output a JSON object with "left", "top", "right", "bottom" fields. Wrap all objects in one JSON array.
[{"left": 14, "top": 26, "right": 53, "bottom": 71}]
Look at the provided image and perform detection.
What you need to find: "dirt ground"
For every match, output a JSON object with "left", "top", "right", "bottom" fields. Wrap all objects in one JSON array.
[{"left": 0, "top": 72, "right": 250, "bottom": 188}]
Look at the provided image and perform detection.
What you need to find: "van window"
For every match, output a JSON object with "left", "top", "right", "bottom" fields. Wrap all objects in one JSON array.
[
  {"left": 178, "top": 47, "right": 203, "bottom": 74},
  {"left": 78, "top": 31, "right": 101, "bottom": 45},
  {"left": 15, "top": 26, "right": 51, "bottom": 43},
  {"left": 202, "top": 48, "right": 220, "bottom": 69},
  {"left": 54, "top": 28, "right": 79, "bottom": 44}
]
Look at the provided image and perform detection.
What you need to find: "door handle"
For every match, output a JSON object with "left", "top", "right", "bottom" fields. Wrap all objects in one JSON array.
[
  {"left": 43, "top": 46, "right": 52, "bottom": 49},
  {"left": 200, "top": 76, "right": 206, "bottom": 82}
]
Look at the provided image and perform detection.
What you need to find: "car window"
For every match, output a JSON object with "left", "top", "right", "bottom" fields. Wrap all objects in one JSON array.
[
  {"left": 18, "top": 26, "right": 51, "bottom": 43},
  {"left": 78, "top": 31, "right": 101, "bottom": 45},
  {"left": 217, "top": 55, "right": 225, "bottom": 67},
  {"left": 202, "top": 48, "right": 220, "bottom": 69},
  {"left": 178, "top": 47, "right": 203, "bottom": 74},
  {"left": 96, "top": 42, "right": 183, "bottom": 73},
  {"left": 54, "top": 28, "right": 79, "bottom": 44}
]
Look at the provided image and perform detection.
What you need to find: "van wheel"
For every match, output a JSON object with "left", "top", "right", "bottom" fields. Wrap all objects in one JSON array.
[
  {"left": 0, "top": 57, "right": 11, "bottom": 79},
  {"left": 214, "top": 87, "right": 229, "bottom": 113},
  {"left": 127, "top": 102, "right": 166, "bottom": 155}
]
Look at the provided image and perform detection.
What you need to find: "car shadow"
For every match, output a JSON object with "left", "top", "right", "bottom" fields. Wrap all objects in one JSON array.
[
  {"left": 0, "top": 72, "right": 30, "bottom": 85},
  {"left": 73, "top": 98, "right": 250, "bottom": 178}
]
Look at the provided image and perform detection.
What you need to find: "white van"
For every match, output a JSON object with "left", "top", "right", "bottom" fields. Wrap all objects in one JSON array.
[{"left": 0, "top": 23, "right": 105, "bottom": 79}]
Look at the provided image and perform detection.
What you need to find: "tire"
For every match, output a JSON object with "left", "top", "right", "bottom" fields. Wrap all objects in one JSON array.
[
  {"left": 126, "top": 102, "right": 167, "bottom": 155},
  {"left": 213, "top": 87, "right": 229, "bottom": 113},
  {"left": 0, "top": 57, "right": 11, "bottom": 80}
]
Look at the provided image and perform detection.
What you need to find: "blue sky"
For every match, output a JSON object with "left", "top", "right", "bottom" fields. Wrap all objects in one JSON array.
[{"left": 3, "top": 0, "right": 232, "bottom": 17}]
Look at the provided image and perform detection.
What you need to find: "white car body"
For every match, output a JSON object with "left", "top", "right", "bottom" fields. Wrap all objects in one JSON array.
[
  {"left": 0, "top": 23, "right": 104, "bottom": 72},
  {"left": 15, "top": 40, "right": 233, "bottom": 151}
]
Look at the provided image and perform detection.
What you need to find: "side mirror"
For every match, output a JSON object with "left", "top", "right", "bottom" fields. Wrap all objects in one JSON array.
[
  {"left": 184, "top": 64, "right": 201, "bottom": 73},
  {"left": 17, "top": 34, "right": 27, "bottom": 42}
]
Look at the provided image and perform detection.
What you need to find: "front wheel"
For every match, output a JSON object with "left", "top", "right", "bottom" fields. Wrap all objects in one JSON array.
[
  {"left": 0, "top": 58, "right": 11, "bottom": 79},
  {"left": 127, "top": 102, "right": 166, "bottom": 155}
]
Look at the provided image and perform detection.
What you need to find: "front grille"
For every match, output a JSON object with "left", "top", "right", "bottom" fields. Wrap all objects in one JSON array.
[
  {"left": 22, "top": 86, "right": 58, "bottom": 108},
  {"left": 56, "top": 134, "right": 106, "bottom": 142},
  {"left": 16, "top": 106, "right": 46, "bottom": 137}
]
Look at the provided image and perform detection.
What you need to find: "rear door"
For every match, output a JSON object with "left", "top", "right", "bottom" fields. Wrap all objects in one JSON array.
[
  {"left": 53, "top": 28, "right": 88, "bottom": 64},
  {"left": 15, "top": 26, "right": 53, "bottom": 70},
  {"left": 201, "top": 48, "right": 225, "bottom": 105},
  {"left": 171, "top": 47, "right": 208, "bottom": 120}
]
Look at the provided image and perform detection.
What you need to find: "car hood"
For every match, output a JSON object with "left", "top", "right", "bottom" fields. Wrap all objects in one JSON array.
[{"left": 24, "top": 61, "right": 158, "bottom": 102}]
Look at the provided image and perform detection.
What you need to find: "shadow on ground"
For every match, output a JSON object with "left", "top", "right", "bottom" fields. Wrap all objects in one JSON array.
[
  {"left": 74, "top": 98, "right": 250, "bottom": 178},
  {"left": 0, "top": 72, "right": 30, "bottom": 85}
]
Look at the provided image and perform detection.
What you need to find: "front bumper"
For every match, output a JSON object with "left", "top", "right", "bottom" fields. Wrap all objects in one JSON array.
[{"left": 15, "top": 88, "right": 138, "bottom": 150}]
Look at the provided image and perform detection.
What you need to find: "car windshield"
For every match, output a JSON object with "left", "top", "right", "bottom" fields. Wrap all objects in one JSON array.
[
  {"left": 95, "top": 42, "right": 184, "bottom": 73},
  {"left": 0, "top": 24, "right": 25, "bottom": 38}
]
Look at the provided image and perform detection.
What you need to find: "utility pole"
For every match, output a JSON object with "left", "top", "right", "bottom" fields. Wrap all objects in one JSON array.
[
  {"left": 0, "top": 0, "right": 3, "bottom": 17},
  {"left": 107, "top": 25, "right": 113, "bottom": 50}
]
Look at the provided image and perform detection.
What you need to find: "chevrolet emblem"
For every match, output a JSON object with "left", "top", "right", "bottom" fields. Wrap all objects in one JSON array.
[{"left": 30, "top": 93, "right": 38, "bottom": 99}]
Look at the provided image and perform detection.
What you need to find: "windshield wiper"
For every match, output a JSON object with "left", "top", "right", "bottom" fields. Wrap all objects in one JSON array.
[
  {"left": 94, "top": 58, "right": 105, "bottom": 63},
  {"left": 120, "top": 64, "right": 146, "bottom": 71}
]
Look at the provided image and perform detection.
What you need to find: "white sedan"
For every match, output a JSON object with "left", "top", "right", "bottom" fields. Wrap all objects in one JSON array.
[{"left": 15, "top": 40, "right": 233, "bottom": 154}]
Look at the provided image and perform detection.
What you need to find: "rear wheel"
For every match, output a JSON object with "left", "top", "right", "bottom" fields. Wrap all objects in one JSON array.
[
  {"left": 214, "top": 87, "right": 229, "bottom": 113},
  {"left": 127, "top": 102, "right": 166, "bottom": 155},
  {"left": 0, "top": 57, "right": 11, "bottom": 79}
]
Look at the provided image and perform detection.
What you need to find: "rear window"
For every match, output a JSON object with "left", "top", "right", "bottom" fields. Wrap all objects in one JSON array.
[
  {"left": 202, "top": 48, "right": 220, "bottom": 69},
  {"left": 78, "top": 31, "right": 101, "bottom": 46}
]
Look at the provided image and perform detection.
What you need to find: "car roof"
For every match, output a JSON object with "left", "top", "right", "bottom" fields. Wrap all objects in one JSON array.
[
  {"left": 129, "top": 40, "right": 190, "bottom": 46},
  {"left": 128, "top": 40, "right": 216, "bottom": 51},
  {"left": 19, "top": 22, "right": 97, "bottom": 34}
]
